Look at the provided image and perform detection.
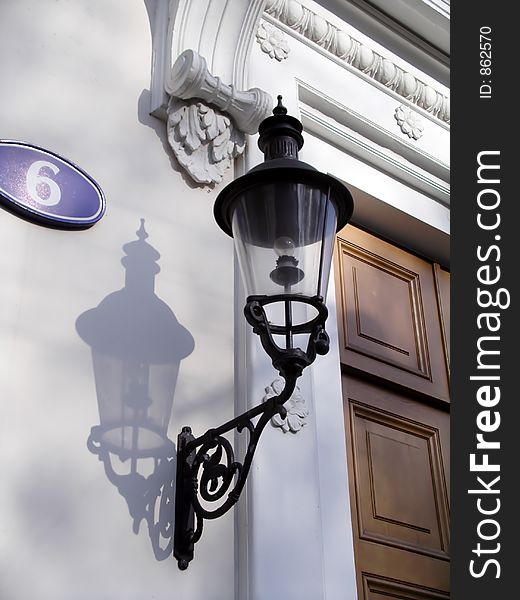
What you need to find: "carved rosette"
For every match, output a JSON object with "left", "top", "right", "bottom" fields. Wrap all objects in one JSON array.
[
  {"left": 394, "top": 105, "right": 424, "bottom": 140},
  {"left": 262, "top": 379, "right": 309, "bottom": 433},
  {"left": 256, "top": 21, "right": 290, "bottom": 61},
  {"left": 165, "top": 50, "right": 272, "bottom": 185},
  {"left": 264, "top": 0, "right": 450, "bottom": 125}
]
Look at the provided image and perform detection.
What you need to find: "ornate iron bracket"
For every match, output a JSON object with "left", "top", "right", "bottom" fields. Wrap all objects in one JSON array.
[{"left": 173, "top": 295, "right": 329, "bottom": 569}]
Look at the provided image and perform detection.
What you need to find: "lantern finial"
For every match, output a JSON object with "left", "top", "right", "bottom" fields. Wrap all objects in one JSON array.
[{"left": 273, "top": 95, "right": 287, "bottom": 116}]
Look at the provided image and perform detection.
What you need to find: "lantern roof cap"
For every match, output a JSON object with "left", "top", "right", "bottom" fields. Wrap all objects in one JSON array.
[
  {"left": 214, "top": 162, "right": 353, "bottom": 238},
  {"left": 258, "top": 95, "right": 304, "bottom": 160},
  {"left": 214, "top": 96, "right": 354, "bottom": 239}
]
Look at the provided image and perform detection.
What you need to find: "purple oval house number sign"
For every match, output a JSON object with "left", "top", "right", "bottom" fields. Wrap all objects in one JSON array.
[{"left": 0, "top": 140, "right": 105, "bottom": 227}]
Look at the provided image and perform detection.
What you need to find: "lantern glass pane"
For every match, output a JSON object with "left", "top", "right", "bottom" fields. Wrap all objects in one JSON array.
[{"left": 231, "top": 182, "right": 337, "bottom": 298}]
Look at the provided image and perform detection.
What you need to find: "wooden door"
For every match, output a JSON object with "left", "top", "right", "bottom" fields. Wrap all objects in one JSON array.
[{"left": 335, "top": 227, "right": 450, "bottom": 598}]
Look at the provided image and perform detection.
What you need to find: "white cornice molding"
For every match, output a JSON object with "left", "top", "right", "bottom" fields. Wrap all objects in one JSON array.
[
  {"left": 297, "top": 81, "right": 449, "bottom": 205},
  {"left": 263, "top": 0, "right": 450, "bottom": 126},
  {"left": 301, "top": 107, "right": 449, "bottom": 205}
]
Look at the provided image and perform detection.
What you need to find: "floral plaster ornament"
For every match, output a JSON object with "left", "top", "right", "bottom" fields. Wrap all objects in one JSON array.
[
  {"left": 256, "top": 21, "right": 290, "bottom": 61},
  {"left": 262, "top": 379, "right": 309, "bottom": 433},
  {"left": 394, "top": 105, "right": 424, "bottom": 140}
]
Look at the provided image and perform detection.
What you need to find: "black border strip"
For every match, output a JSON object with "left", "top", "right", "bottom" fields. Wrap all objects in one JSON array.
[{"left": 452, "top": 4, "right": 515, "bottom": 597}]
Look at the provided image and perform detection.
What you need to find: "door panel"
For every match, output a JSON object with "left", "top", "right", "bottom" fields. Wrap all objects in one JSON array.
[
  {"left": 336, "top": 226, "right": 450, "bottom": 598},
  {"left": 336, "top": 228, "right": 450, "bottom": 402},
  {"left": 350, "top": 398, "right": 450, "bottom": 559},
  {"left": 362, "top": 573, "right": 449, "bottom": 599},
  {"left": 344, "top": 376, "right": 450, "bottom": 596}
]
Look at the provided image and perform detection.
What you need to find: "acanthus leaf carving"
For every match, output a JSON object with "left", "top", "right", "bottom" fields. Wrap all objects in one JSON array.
[{"left": 167, "top": 97, "right": 246, "bottom": 185}]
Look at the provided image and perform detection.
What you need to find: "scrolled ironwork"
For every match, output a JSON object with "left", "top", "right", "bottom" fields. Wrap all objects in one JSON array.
[
  {"left": 174, "top": 373, "right": 295, "bottom": 569},
  {"left": 174, "top": 294, "right": 330, "bottom": 570},
  {"left": 197, "top": 435, "right": 239, "bottom": 502}
]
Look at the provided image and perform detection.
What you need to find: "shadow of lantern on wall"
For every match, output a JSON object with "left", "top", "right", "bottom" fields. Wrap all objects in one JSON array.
[
  {"left": 76, "top": 220, "right": 194, "bottom": 559},
  {"left": 173, "top": 96, "right": 354, "bottom": 569}
]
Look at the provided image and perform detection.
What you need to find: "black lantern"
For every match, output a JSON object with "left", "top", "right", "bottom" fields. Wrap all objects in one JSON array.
[
  {"left": 214, "top": 95, "right": 353, "bottom": 377},
  {"left": 174, "top": 97, "right": 353, "bottom": 569}
]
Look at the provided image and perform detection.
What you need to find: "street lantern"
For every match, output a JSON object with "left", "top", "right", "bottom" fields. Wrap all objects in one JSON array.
[
  {"left": 175, "top": 97, "right": 354, "bottom": 569},
  {"left": 214, "top": 95, "right": 353, "bottom": 377},
  {"left": 215, "top": 95, "right": 352, "bottom": 299}
]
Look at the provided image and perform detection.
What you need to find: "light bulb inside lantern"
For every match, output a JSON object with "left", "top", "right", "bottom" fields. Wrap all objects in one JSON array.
[{"left": 273, "top": 236, "right": 296, "bottom": 257}]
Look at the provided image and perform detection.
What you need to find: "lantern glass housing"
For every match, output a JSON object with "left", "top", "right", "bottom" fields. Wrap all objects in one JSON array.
[
  {"left": 215, "top": 96, "right": 353, "bottom": 303},
  {"left": 231, "top": 181, "right": 338, "bottom": 298}
]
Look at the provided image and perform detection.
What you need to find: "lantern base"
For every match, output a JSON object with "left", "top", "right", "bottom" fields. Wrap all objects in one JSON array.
[{"left": 244, "top": 294, "right": 330, "bottom": 378}]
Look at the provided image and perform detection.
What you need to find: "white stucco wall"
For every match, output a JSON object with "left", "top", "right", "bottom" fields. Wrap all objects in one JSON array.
[
  {"left": 0, "top": 2, "right": 235, "bottom": 599},
  {"left": 0, "top": 2, "right": 450, "bottom": 599}
]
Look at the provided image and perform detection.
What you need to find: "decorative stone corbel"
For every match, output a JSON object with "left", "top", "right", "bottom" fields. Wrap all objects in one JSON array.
[{"left": 165, "top": 50, "right": 272, "bottom": 185}]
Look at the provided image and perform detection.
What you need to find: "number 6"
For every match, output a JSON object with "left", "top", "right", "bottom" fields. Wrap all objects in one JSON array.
[{"left": 26, "top": 160, "right": 61, "bottom": 206}]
